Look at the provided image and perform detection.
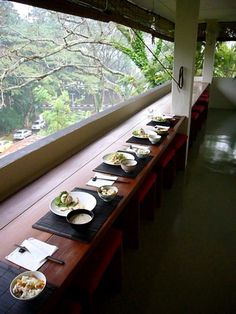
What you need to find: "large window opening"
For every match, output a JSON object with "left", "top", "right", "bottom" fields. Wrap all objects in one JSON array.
[
  {"left": 195, "top": 41, "right": 236, "bottom": 77},
  {"left": 0, "top": 1, "right": 174, "bottom": 159}
]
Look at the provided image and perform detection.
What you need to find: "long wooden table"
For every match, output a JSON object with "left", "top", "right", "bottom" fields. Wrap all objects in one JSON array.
[{"left": 0, "top": 82, "right": 207, "bottom": 312}]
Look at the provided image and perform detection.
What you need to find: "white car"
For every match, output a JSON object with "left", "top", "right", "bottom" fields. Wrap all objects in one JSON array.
[
  {"left": 0, "top": 140, "right": 13, "bottom": 153},
  {"left": 31, "top": 119, "right": 45, "bottom": 130},
  {"left": 13, "top": 129, "right": 32, "bottom": 140}
]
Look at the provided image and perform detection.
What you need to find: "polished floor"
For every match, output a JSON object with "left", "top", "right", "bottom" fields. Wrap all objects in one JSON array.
[{"left": 97, "top": 108, "right": 236, "bottom": 314}]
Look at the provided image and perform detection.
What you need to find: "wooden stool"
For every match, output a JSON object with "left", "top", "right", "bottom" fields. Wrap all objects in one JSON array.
[
  {"left": 69, "top": 228, "right": 123, "bottom": 313},
  {"left": 172, "top": 134, "right": 188, "bottom": 170}
]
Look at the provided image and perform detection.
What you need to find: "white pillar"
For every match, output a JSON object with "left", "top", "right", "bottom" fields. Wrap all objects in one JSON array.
[
  {"left": 171, "top": 0, "right": 200, "bottom": 167},
  {"left": 171, "top": 0, "right": 200, "bottom": 118},
  {"left": 202, "top": 21, "right": 218, "bottom": 83}
]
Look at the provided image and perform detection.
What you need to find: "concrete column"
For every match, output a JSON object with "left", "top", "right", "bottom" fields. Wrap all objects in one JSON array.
[
  {"left": 171, "top": 0, "right": 200, "bottom": 118},
  {"left": 171, "top": 0, "right": 200, "bottom": 167},
  {"left": 202, "top": 21, "right": 218, "bottom": 83}
]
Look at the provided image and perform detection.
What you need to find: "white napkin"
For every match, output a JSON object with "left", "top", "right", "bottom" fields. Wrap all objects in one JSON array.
[
  {"left": 86, "top": 173, "right": 118, "bottom": 187},
  {"left": 163, "top": 114, "right": 174, "bottom": 118},
  {"left": 123, "top": 144, "right": 150, "bottom": 152},
  {"left": 5, "top": 238, "right": 58, "bottom": 271}
]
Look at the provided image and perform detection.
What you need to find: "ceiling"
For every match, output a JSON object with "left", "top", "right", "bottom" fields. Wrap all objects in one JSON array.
[
  {"left": 11, "top": 0, "right": 236, "bottom": 41},
  {"left": 131, "top": 0, "right": 236, "bottom": 23}
]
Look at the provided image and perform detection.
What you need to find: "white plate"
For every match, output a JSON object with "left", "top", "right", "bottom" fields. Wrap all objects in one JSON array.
[
  {"left": 50, "top": 191, "right": 97, "bottom": 217},
  {"left": 10, "top": 271, "right": 46, "bottom": 300},
  {"left": 102, "top": 152, "right": 135, "bottom": 166}
]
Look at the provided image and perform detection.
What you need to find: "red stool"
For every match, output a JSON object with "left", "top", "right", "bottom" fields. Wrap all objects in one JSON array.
[
  {"left": 157, "top": 147, "right": 176, "bottom": 189},
  {"left": 193, "top": 103, "right": 208, "bottom": 122},
  {"left": 70, "top": 228, "right": 123, "bottom": 313},
  {"left": 192, "top": 104, "right": 206, "bottom": 128},
  {"left": 199, "top": 89, "right": 209, "bottom": 102},
  {"left": 137, "top": 172, "right": 158, "bottom": 219},
  {"left": 190, "top": 111, "right": 200, "bottom": 144},
  {"left": 172, "top": 134, "right": 188, "bottom": 170}
]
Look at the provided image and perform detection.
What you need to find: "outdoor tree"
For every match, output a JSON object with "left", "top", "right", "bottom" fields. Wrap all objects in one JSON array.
[{"left": 42, "top": 91, "right": 78, "bottom": 134}]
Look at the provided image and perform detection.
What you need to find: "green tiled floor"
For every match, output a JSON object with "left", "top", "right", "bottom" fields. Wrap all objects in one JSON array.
[{"left": 97, "top": 109, "right": 236, "bottom": 314}]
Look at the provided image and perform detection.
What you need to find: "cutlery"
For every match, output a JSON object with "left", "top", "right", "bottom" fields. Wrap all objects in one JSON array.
[
  {"left": 14, "top": 244, "right": 65, "bottom": 265},
  {"left": 92, "top": 176, "right": 130, "bottom": 184}
]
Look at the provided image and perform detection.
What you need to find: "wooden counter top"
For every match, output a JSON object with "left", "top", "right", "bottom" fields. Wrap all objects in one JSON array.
[{"left": 0, "top": 81, "right": 207, "bottom": 312}]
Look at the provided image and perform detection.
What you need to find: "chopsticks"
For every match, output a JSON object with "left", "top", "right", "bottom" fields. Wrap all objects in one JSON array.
[{"left": 92, "top": 176, "right": 130, "bottom": 184}]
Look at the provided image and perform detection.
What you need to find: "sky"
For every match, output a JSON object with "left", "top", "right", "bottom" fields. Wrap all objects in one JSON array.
[{"left": 13, "top": 2, "right": 30, "bottom": 17}]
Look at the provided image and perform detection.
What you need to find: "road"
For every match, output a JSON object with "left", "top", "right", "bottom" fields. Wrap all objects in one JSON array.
[{"left": 0, "top": 134, "right": 43, "bottom": 159}]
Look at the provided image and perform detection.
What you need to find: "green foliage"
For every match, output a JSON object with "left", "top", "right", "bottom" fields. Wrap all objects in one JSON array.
[
  {"left": 214, "top": 42, "right": 236, "bottom": 77},
  {"left": 0, "top": 107, "right": 22, "bottom": 133},
  {"left": 41, "top": 91, "right": 78, "bottom": 134},
  {"left": 113, "top": 26, "right": 173, "bottom": 88},
  {"left": 33, "top": 86, "right": 54, "bottom": 104},
  {"left": 195, "top": 42, "right": 205, "bottom": 76}
]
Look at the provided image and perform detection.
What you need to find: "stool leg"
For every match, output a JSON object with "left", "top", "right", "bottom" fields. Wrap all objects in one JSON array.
[
  {"left": 104, "top": 245, "right": 123, "bottom": 293},
  {"left": 163, "top": 157, "right": 176, "bottom": 189},
  {"left": 119, "top": 200, "right": 140, "bottom": 249},
  {"left": 176, "top": 144, "right": 187, "bottom": 170}
]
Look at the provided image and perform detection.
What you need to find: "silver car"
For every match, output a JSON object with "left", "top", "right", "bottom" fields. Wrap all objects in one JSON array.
[{"left": 13, "top": 129, "right": 33, "bottom": 140}]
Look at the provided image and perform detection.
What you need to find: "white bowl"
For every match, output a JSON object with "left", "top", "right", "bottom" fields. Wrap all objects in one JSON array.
[
  {"left": 121, "top": 159, "right": 137, "bottom": 173},
  {"left": 136, "top": 148, "right": 150, "bottom": 158},
  {"left": 97, "top": 185, "right": 118, "bottom": 202},
  {"left": 148, "top": 134, "right": 161, "bottom": 144},
  {"left": 10, "top": 271, "right": 46, "bottom": 300}
]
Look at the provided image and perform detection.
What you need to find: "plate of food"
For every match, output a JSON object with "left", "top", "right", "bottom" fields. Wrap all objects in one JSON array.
[
  {"left": 151, "top": 116, "right": 167, "bottom": 123},
  {"left": 50, "top": 191, "right": 97, "bottom": 217},
  {"left": 102, "top": 152, "right": 135, "bottom": 166},
  {"left": 132, "top": 128, "right": 149, "bottom": 139},
  {"left": 10, "top": 271, "right": 46, "bottom": 300}
]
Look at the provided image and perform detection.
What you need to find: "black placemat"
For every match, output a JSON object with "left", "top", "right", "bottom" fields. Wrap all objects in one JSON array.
[
  {"left": 93, "top": 155, "right": 153, "bottom": 178},
  {"left": 126, "top": 136, "right": 164, "bottom": 146},
  {"left": 33, "top": 188, "right": 123, "bottom": 243},
  {"left": 0, "top": 261, "right": 56, "bottom": 314},
  {"left": 146, "top": 120, "right": 171, "bottom": 127},
  {"left": 146, "top": 117, "right": 179, "bottom": 127}
]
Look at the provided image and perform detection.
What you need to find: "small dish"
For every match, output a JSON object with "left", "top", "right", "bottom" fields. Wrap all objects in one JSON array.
[
  {"left": 97, "top": 185, "right": 118, "bottom": 202},
  {"left": 121, "top": 159, "right": 137, "bottom": 173},
  {"left": 66, "top": 209, "right": 94, "bottom": 230},
  {"left": 136, "top": 148, "right": 150, "bottom": 158},
  {"left": 148, "top": 134, "right": 161, "bottom": 144},
  {"left": 155, "top": 126, "right": 169, "bottom": 135},
  {"left": 10, "top": 271, "right": 46, "bottom": 300}
]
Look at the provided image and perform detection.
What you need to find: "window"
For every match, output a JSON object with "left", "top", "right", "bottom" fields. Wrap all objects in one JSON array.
[{"left": 0, "top": 1, "right": 174, "bottom": 161}]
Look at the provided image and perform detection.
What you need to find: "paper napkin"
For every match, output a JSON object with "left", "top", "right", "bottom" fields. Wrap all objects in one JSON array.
[
  {"left": 86, "top": 173, "right": 118, "bottom": 188},
  {"left": 123, "top": 144, "right": 150, "bottom": 153},
  {"left": 6, "top": 238, "right": 58, "bottom": 271}
]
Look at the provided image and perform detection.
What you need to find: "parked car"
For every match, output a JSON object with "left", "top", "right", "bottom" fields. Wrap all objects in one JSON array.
[
  {"left": 31, "top": 119, "right": 46, "bottom": 131},
  {"left": 13, "top": 129, "right": 32, "bottom": 140},
  {"left": 0, "top": 140, "right": 13, "bottom": 153}
]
